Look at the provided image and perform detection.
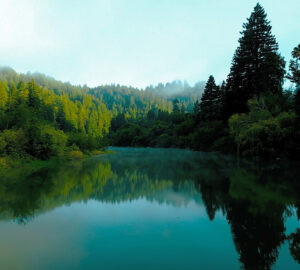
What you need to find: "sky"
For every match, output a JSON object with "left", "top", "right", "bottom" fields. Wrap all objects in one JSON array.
[{"left": 0, "top": 0, "right": 299, "bottom": 88}]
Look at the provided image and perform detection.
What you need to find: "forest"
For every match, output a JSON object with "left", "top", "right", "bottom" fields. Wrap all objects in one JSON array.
[{"left": 0, "top": 3, "right": 299, "bottom": 169}]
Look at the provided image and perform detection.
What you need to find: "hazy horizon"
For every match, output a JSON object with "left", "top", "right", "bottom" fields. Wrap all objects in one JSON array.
[{"left": 0, "top": 0, "right": 299, "bottom": 88}]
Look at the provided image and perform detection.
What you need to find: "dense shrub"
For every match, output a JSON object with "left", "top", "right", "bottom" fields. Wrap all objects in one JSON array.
[
  {"left": 229, "top": 97, "right": 298, "bottom": 158},
  {"left": 0, "top": 129, "right": 27, "bottom": 157}
]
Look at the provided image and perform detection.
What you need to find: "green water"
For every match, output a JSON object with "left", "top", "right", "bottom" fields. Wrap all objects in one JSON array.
[{"left": 0, "top": 147, "right": 299, "bottom": 270}]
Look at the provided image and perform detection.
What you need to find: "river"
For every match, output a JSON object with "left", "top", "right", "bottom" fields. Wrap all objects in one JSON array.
[{"left": 0, "top": 147, "right": 299, "bottom": 269}]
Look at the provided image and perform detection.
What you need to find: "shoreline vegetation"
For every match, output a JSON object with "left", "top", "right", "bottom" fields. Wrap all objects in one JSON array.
[
  {"left": 0, "top": 149, "right": 109, "bottom": 175},
  {"left": 0, "top": 3, "right": 299, "bottom": 171}
]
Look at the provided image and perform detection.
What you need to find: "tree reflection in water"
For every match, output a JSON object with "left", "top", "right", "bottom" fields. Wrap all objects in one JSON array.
[{"left": 0, "top": 147, "right": 299, "bottom": 269}]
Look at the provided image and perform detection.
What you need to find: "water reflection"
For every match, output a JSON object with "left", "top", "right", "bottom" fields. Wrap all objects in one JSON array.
[{"left": 0, "top": 147, "right": 299, "bottom": 269}]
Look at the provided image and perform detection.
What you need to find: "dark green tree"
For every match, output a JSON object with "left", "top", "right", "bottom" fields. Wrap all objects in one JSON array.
[
  {"left": 8, "top": 83, "right": 18, "bottom": 111},
  {"left": 110, "top": 113, "right": 126, "bottom": 132},
  {"left": 225, "top": 3, "right": 285, "bottom": 117},
  {"left": 288, "top": 229, "right": 300, "bottom": 264},
  {"left": 287, "top": 44, "right": 300, "bottom": 118},
  {"left": 172, "top": 98, "right": 180, "bottom": 113},
  {"left": 200, "top": 75, "right": 217, "bottom": 120},
  {"left": 193, "top": 100, "right": 200, "bottom": 114},
  {"left": 147, "top": 109, "right": 156, "bottom": 121},
  {"left": 287, "top": 44, "right": 300, "bottom": 86},
  {"left": 295, "top": 88, "right": 300, "bottom": 119},
  {"left": 27, "top": 79, "right": 40, "bottom": 109},
  {"left": 0, "top": 81, "right": 8, "bottom": 110},
  {"left": 180, "top": 103, "right": 186, "bottom": 114}
]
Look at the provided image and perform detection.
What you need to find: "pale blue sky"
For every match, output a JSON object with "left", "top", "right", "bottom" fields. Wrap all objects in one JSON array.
[{"left": 0, "top": 0, "right": 299, "bottom": 88}]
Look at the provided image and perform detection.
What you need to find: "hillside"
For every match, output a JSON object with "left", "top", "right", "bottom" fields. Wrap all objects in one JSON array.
[{"left": 0, "top": 67, "right": 208, "bottom": 167}]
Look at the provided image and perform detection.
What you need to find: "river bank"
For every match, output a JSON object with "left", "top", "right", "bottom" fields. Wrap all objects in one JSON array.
[{"left": 0, "top": 149, "right": 110, "bottom": 176}]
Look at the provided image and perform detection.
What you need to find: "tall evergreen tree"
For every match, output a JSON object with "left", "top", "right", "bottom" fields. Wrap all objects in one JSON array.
[
  {"left": 213, "top": 83, "right": 226, "bottom": 120},
  {"left": 17, "top": 81, "right": 29, "bottom": 103},
  {"left": 180, "top": 103, "right": 186, "bottom": 114},
  {"left": 8, "top": 83, "right": 18, "bottom": 111},
  {"left": 287, "top": 44, "right": 300, "bottom": 118},
  {"left": 225, "top": 3, "right": 285, "bottom": 117},
  {"left": 200, "top": 75, "right": 217, "bottom": 120},
  {"left": 193, "top": 100, "right": 200, "bottom": 114},
  {"left": 294, "top": 88, "right": 300, "bottom": 119},
  {"left": 172, "top": 98, "right": 180, "bottom": 113},
  {"left": 288, "top": 44, "right": 300, "bottom": 86},
  {"left": 219, "top": 81, "right": 226, "bottom": 117},
  {"left": 28, "top": 79, "right": 41, "bottom": 109},
  {"left": 0, "top": 81, "right": 8, "bottom": 110}
]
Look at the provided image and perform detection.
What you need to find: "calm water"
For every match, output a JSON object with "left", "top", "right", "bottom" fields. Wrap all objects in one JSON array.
[{"left": 0, "top": 147, "right": 300, "bottom": 270}]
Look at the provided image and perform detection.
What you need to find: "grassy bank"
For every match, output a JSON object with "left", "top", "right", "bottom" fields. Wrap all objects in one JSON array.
[{"left": 0, "top": 149, "right": 109, "bottom": 176}]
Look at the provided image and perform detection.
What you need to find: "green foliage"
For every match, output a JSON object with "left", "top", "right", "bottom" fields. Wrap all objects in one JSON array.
[
  {"left": 172, "top": 98, "right": 181, "bottom": 113},
  {"left": 38, "top": 125, "right": 68, "bottom": 158},
  {"left": 109, "top": 110, "right": 233, "bottom": 152},
  {"left": 229, "top": 97, "right": 298, "bottom": 158},
  {"left": 25, "top": 124, "right": 66, "bottom": 159},
  {"left": 288, "top": 44, "right": 300, "bottom": 86},
  {"left": 111, "top": 123, "right": 145, "bottom": 146},
  {"left": 67, "top": 150, "right": 85, "bottom": 159},
  {"left": 295, "top": 87, "right": 300, "bottom": 118},
  {"left": 0, "top": 129, "right": 27, "bottom": 157},
  {"left": 0, "top": 81, "right": 8, "bottom": 110},
  {"left": 67, "top": 132, "right": 103, "bottom": 152},
  {"left": 0, "top": 71, "right": 111, "bottom": 162}
]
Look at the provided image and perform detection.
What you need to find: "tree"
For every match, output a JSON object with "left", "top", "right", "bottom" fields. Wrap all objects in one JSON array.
[
  {"left": 287, "top": 44, "right": 300, "bottom": 86},
  {"left": 200, "top": 75, "right": 217, "bottom": 120},
  {"left": 0, "top": 81, "right": 8, "bottom": 110},
  {"left": 172, "top": 98, "right": 180, "bottom": 113},
  {"left": 28, "top": 79, "right": 41, "bottom": 108},
  {"left": 288, "top": 229, "right": 300, "bottom": 264},
  {"left": 193, "top": 100, "right": 200, "bottom": 114},
  {"left": 225, "top": 3, "right": 285, "bottom": 117},
  {"left": 147, "top": 109, "right": 156, "bottom": 121},
  {"left": 295, "top": 88, "right": 300, "bottom": 119},
  {"left": 180, "top": 103, "right": 186, "bottom": 114},
  {"left": 287, "top": 44, "right": 300, "bottom": 119},
  {"left": 17, "top": 81, "right": 29, "bottom": 103},
  {"left": 219, "top": 81, "right": 226, "bottom": 107},
  {"left": 8, "top": 83, "right": 18, "bottom": 111},
  {"left": 213, "top": 84, "right": 225, "bottom": 120}
]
